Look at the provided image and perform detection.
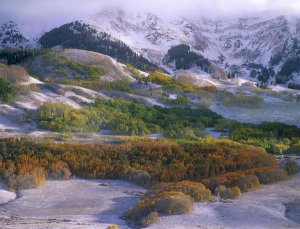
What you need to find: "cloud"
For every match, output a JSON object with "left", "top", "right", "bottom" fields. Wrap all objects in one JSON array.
[{"left": 0, "top": 0, "right": 299, "bottom": 22}]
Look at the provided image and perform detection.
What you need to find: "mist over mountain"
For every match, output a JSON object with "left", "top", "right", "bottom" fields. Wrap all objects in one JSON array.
[
  {"left": 1, "top": 0, "right": 300, "bottom": 21},
  {"left": 1, "top": 1, "right": 300, "bottom": 86}
]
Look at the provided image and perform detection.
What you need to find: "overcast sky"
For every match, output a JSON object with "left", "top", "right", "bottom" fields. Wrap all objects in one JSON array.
[{"left": 0, "top": 0, "right": 299, "bottom": 21}]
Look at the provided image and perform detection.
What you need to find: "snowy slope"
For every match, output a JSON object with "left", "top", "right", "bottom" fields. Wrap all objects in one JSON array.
[
  {"left": 90, "top": 8, "right": 215, "bottom": 65},
  {"left": 1, "top": 7, "right": 300, "bottom": 83},
  {"left": 89, "top": 9, "right": 297, "bottom": 67}
]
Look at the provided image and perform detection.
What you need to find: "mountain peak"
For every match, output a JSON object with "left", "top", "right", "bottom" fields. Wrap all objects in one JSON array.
[{"left": 2, "top": 7, "right": 300, "bottom": 85}]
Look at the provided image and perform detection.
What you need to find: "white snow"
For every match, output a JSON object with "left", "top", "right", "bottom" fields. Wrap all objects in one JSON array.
[
  {"left": 175, "top": 71, "right": 223, "bottom": 87},
  {"left": 21, "top": 76, "right": 44, "bottom": 86},
  {"left": 0, "top": 190, "right": 16, "bottom": 205},
  {"left": 150, "top": 165, "right": 300, "bottom": 229},
  {"left": 16, "top": 91, "right": 82, "bottom": 109},
  {"left": 0, "top": 182, "right": 16, "bottom": 205},
  {"left": 59, "top": 84, "right": 110, "bottom": 100},
  {"left": 0, "top": 164, "right": 299, "bottom": 228},
  {"left": 0, "top": 179, "right": 145, "bottom": 229},
  {"left": 15, "top": 83, "right": 109, "bottom": 111}
]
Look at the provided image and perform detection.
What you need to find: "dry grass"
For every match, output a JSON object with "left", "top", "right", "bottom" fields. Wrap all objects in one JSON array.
[
  {"left": 215, "top": 185, "right": 241, "bottom": 199},
  {"left": 236, "top": 175, "right": 260, "bottom": 192},
  {"left": 256, "top": 168, "right": 288, "bottom": 184},
  {"left": 0, "top": 65, "right": 29, "bottom": 84},
  {"left": 154, "top": 181, "right": 211, "bottom": 202},
  {"left": 106, "top": 225, "right": 118, "bottom": 229},
  {"left": 124, "top": 168, "right": 152, "bottom": 188}
]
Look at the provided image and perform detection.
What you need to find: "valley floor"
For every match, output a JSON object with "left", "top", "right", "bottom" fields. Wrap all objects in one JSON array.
[
  {"left": 0, "top": 159, "right": 299, "bottom": 229},
  {"left": 0, "top": 179, "right": 145, "bottom": 229},
  {"left": 150, "top": 158, "right": 300, "bottom": 229}
]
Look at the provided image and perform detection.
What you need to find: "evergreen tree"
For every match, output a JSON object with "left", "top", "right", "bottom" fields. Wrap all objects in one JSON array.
[
  {"left": 163, "top": 44, "right": 210, "bottom": 72},
  {"left": 39, "top": 21, "right": 158, "bottom": 72}
]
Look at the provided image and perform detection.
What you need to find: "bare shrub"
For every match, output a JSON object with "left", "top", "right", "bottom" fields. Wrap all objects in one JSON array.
[
  {"left": 17, "top": 83, "right": 40, "bottom": 94},
  {"left": 2, "top": 170, "right": 17, "bottom": 191},
  {"left": 3, "top": 168, "right": 46, "bottom": 191},
  {"left": 256, "top": 168, "right": 288, "bottom": 184},
  {"left": 140, "top": 212, "right": 159, "bottom": 228},
  {"left": 202, "top": 176, "right": 227, "bottom": 193},
  {"left": 16, "top": 175, "right": 38, "bottom": 190},
  {"left": 0, "top": 65, "right": 29, "bottom": 83},
  {"left": 125, "top": 190, "right": 193, "bottom": 228},
  {"left": 284, "top": 159, "right": 299, "bottom": 175},
  {"left": 124, "top": 168, "right": 152, "bottom": 188},
  {"left": 48, "top": 167, "right": 71, "bottom": 180},
  {"left": 215, "top": 185, "right": 241, "bottom": 199},
  {"left": 236, "top": 175, "right": 260, "bottom": 192},
  {"left": 155, "top": 193, "right": 193, "bottom": 215},
  {"left": 3, "top": 155, "right": 47, "bottom": 190},
  {"left": 47, "top": 162, "right": 71, "bottom": 180}
]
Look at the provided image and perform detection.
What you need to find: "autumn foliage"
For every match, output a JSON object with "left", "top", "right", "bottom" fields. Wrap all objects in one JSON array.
[
  {"left": 124, "top": 181, "right": 209, "bottom": 227},
  {"left": 0, "top": 137, "right": 290, "bottom": 227},
  {"left": 0, "top": 138, "right": 279, "bottom": 192}
]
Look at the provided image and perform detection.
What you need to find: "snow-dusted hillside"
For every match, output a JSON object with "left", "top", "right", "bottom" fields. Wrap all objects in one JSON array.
[
  {"left": 90, "top": 9, "right": 300, "bottom": 76},
  {"left": 90, "top": 8, "right": 215, "bottom": 65},
  {"left": 2, "top": 8, "right": 300, "bottom": 84}
]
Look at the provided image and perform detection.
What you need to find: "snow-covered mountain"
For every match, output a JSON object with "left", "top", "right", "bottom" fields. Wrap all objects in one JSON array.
[
  {"left": 1, "top": 8, "right": 300, "bottom": 85},
  {"left": 91, "top": 9, "right": 298, "bottom": 71}
]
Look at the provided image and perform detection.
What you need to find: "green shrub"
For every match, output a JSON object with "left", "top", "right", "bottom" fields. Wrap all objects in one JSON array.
[
  {"left": 267, "top": 144, "right": 288, "bottom": 155},
  {"left": 148, "top": 71, "right": 215, "bottom": 95},
  {"left": 27, "top": 50, "right": 107, "bottom": 80},
  {"left": 0, "top": 78, "right": 17, "bottom": 102},
  {"left": 167, "top": 95, "right": 191, "bottom": 106},
  {"left": 36, "top": 99, "right": 223, "bottom": 137},
  {"left": 256, "top": 168, "right": 288, "bottom": 184},
  {"left": 287, "top": 144, "right": 300, "bottom": 155},
  {"left": 284, "top": 159, "right": 299, "bottom": 175},
  {"left": 217, "top": 91, "right": 264, "bottom": 108},
  {"left": 215, "top": 185, "right": 241, "bottom": 199}
]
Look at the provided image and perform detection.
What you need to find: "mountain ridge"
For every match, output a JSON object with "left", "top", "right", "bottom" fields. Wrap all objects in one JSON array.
[{"left": 1, "top": 7, "right": 300, "bottom": 85}]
